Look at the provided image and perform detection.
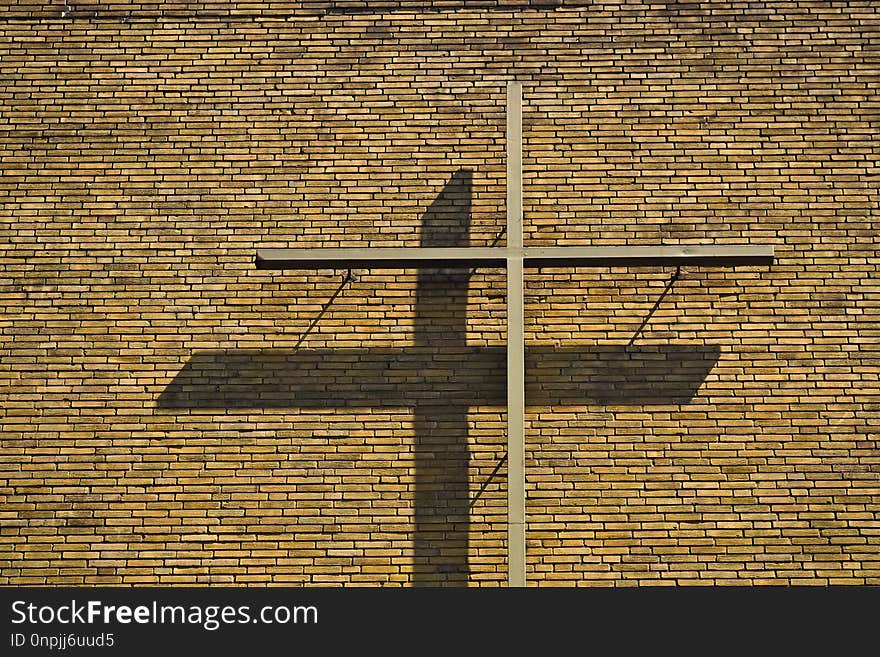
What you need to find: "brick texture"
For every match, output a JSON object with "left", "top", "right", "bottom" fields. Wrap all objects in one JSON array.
[{"left": 1, "top": 1, "right": 878, "bottom": 586}]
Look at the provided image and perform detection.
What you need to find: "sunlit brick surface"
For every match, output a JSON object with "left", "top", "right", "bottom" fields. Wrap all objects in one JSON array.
[{"left": 1, "top": 1, "right": 878, "bottom": 585}]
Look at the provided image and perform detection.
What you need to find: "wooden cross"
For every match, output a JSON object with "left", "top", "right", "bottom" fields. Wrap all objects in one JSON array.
[{"left": 255, "top": 82, "right": 774, "bottom": 586}]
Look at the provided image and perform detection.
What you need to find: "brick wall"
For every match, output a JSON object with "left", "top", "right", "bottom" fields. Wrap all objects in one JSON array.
[{"left": 1, "top": 1, "right": 878, "bottom": 585}]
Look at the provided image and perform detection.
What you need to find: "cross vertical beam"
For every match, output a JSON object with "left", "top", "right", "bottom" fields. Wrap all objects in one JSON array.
[{"left": 506, "top": 81, "right": 526, "bottom": 588}]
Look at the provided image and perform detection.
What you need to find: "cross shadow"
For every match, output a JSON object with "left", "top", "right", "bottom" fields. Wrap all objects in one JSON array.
[
  {"left": 156, "top": 344, "right": 720, "bottom": 410},
  {"left": 157, "top": 169, "right": 720, "bottom": 585},
  {"left": 412, "top": 168, "right": 472, "bottom": 585}
]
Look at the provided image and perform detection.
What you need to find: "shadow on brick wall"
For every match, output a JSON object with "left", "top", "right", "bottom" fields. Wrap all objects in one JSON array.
[
  {"left": 157, "top": 169, "right": 720, "bottom": 585},
  {"left": 156, "top": 344, "right": 720, "bottom": 410}
]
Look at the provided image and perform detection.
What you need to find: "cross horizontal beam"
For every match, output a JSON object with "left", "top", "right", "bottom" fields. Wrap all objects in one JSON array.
[
  {"left": 255, "top": 244, "right": 774, "bottom": 270},
  {"left": 256, "top": 247, "right": 506, "bottom": 269}
]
